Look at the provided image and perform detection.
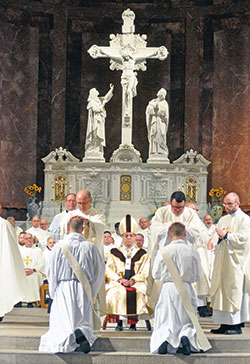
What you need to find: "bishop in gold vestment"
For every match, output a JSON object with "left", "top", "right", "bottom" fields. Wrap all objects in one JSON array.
[{"left": 105, "top": 215, "right": 151, "bottom": 330}]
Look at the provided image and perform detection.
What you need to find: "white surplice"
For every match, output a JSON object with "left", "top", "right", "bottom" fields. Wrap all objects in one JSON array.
[
  {"left": 211, "top": 209, "right": 250, "bottom": 325},
  {"left": 62, "top": 208, "right": 107, "bottom": 315},
  {"left": 43, "top": 246, "right": 53, "bottom": 266},
  {"left": 49, "top": 210, "right": 69, "bottom": 243},
  {"left": 137, "top": 227, "right": 151, "bottom": 253},
  {"left": 20, "top": 246, "right": 45, "bottom": 302},
  {"left": 63, "top": 208, "right": 106, "bottom": 255},
  {"left": 112, "top": 232, "right": 123, "bottom": 248},
  {"left": 151, "top": 205, "right": 210, "bottom": 301},
  {"left": 150, "top": 239, "right": 202, "bottom": 354},
  {"left": 0, "top": 217, "right": 28, "bottom": 317},
  {"left": 39, "top": 232, "right": 105, "bottom": 353}
]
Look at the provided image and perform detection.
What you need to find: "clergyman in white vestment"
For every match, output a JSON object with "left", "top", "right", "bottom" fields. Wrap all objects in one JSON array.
[
  {"left": 63, "top": 190, "right": 106, "bottom": 255},
  {"left": 20, "top": 233, "right": 45, "bottom": 304},
  {"left": 39, "top": 217, "right": 105, "bottom": 353},
  {"left": 149, "top": 191, "right": 210, "bottom": 314},
  {"left": 49, "top": 193, "right": 76, "bottom": 242},
  {"left": 203, "top": 214, "right": 217, "bottom": 281},
  {"left": 150, "top": 222, "right": 202, "bottom": 355},
  {"left": 26, "top": 215, "right": 50, "bottom": 250},
  {"left": 210, "top": 192, "right": 250, "bottom": 335},
  {"left": 63, "top": 189, "right": 106, "bottom": 316},
  {"left": 0, "top": 212, "right": 28, "bottom": 320}
]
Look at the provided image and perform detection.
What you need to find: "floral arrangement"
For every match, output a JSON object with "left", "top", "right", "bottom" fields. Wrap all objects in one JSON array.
[
  {"left": 24, "top": 184, "right": 42, "bottom": 198},
  {"left": 209, "top": 187, "right": 226, "bottom": 203}
]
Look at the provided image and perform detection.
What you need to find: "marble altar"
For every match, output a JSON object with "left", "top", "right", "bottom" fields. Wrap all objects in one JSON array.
[
  {"left": 42, "top": 147, "right": 210, "bottom": 228},
  {"left": 41, "top": 9, "right": 210, "bottom": 227}
]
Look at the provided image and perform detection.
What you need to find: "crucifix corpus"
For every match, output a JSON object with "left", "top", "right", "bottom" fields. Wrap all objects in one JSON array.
[{"left": 88, "top": 8, "right": 169, "bottom": 146}]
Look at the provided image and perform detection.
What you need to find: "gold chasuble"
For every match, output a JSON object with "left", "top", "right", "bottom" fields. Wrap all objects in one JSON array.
[{"left": 105, "top": 245, "right": 151, "bottom": 316}]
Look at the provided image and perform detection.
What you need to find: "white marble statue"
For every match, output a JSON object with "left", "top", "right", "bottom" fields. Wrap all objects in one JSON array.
[
  {"left": 88, "top": 8, "right": 168, "bottom": 146},
  {"left": 120, "top": 47, "right": 138, "bottom": 117},
  {"left": 146, "top": 88, "right": 169, "bottom": 158},
  {"left": 85, "top": 84, "right": 114, "bottom": 156}
]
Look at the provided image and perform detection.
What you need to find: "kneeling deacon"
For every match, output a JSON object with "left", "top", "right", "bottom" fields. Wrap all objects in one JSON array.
[
  {"left": 39, "top": 217, "right": 105, "bottom": 353},
  {"left": 105, "top": 214, "right": 151, "bottom": 331},
  {"left": 150, "top": 222, "right": 211, "bottom": 355}
]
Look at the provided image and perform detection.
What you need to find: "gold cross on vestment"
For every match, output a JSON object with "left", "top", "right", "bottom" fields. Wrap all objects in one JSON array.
[{"left": 23, "top": 256, "right": 32, "bottom": 265}]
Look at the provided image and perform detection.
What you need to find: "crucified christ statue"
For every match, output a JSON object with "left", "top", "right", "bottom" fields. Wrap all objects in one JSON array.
[{"left": 88, "top": 8, "right": 168, "bottom": 146}]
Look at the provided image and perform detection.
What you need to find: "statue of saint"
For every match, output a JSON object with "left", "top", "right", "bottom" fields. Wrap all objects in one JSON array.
[
  {"left": 146, "top": 88, "right": 169, "bottom": 157},
  {"left": 85, "top": 84, "right": 114, "bottom": 155}
]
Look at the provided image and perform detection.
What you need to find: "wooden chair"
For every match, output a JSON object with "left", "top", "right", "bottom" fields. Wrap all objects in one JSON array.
[{"left": 40, "top": 283, "right": 49, "bottom": 308}]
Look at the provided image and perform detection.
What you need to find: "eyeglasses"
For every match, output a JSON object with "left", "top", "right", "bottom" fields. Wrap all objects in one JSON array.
[{"left": 171, "top": 204, "right": 185, "bottom": 210}]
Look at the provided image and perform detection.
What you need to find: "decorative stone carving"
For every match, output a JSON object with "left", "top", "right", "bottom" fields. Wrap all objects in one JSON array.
[
  {"left": 110, "top": 144, "right": 142, "bottom": 163},
  {"left": 42, "top": 147, "right": 210, "bottom": 226},
  {"left": 148, "top": 181, "right": 169, "bottom": 198},
  {"left": 41, "top": 147, "right": 80, "bottom": 164},
  {"left": 173, "top": 149, "right": 211, "bottom": 166}
]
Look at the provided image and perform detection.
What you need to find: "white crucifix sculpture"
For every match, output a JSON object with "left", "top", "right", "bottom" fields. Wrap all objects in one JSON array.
[{"left": 88, "top": 8, "right": 169, "bottom": 146}]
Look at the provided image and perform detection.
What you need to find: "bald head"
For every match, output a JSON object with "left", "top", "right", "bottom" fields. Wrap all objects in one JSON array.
[
  {"left": 139, "top": 217, "right": 148, "bottom": 230},
  {"left": 40, "top": 219, "right": 49, "bottom": 231},
  {"left": 224, "top": 192, "right": 240, "bottom": 215},
  {"left": 32, "top": 215, "right": 40, "bottom": 228},
  {"left": 225, "top": 192, "right": 240, "bottom": 203},
  {"left": 76, "top": 190, "right": 93, "bottom": 213}
]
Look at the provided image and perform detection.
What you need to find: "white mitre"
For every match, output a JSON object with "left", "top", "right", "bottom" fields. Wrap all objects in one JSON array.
[{"left": 119, "top": 214, "right": 139, "bottom": 235}]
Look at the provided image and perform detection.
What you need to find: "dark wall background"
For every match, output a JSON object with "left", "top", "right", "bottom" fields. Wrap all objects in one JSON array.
[{"left": 0, "top": 0, "right": 249, "bottom": 219}]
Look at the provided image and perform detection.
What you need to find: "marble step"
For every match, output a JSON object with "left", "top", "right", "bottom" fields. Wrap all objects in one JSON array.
[
  {"left": 1, "top": 350, "right": 250, "bottom": 364},
  {"left": 1, "top": 333, "right": 250, "bottom": 353}
]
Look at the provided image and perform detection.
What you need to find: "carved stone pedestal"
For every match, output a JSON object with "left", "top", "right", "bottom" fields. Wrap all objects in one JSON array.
[{"left": 42, "top": 147, "right": 210, "bottom": 228}]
